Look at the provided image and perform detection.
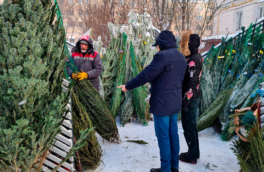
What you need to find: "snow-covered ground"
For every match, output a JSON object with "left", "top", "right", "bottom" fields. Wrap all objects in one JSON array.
[{"left": 85, "top": 119, "right": 240, "bottom": 172}]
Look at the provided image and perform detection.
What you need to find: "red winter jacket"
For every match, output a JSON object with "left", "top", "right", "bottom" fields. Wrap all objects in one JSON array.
[{"left": 66, "top": 35, "right": 102, "bottom": 91}]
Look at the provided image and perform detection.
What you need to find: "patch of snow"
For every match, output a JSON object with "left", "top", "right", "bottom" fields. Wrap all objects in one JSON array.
[
  {"left": 120, "top": 25, "right": 129, "bottom": 34},
  {"left": 85, "top": 119, "right": 240, "bottom": 172},
  {"left": 127, "top": 9, "right": 135, "bottom": 17},
  {"left": 200, "top": 42, "right": 206, "bottom": 49},
  {"left": 202, "top": 34, "right": 236, "bottom": 41},
  {"left": 83, "top": 28, "right": 92, "bottom": 36},
  {"left": 202, "top": 17, "right": 263, "bottom": 57},
  {"left": 153, "top": 27, "right": 161, "bottom": 33},
  {"left": 258, "top": 0, "right": 264, "bottom": 3},
  {"left": 146, "top": 32, "right": 151, "bottom": 37},
  {"left": 257, "top": 16, "right": 264, "bottom": 23},
  {"left": 144, "top": 12, "right": 151, "bottom": 17}
]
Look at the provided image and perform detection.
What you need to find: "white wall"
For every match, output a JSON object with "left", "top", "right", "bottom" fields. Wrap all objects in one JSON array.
[{"left": 213, "top": 0, "right": 263, "bottom": 35}]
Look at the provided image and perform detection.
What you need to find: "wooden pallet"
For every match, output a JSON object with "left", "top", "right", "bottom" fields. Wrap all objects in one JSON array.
[{"left": 42, "top": 79, "right": 75, "bottom": 172}]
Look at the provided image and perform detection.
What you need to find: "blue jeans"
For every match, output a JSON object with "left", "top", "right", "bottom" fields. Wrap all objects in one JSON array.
[{"left": 154, "top": 114, "right": 180, "bottom": 172}]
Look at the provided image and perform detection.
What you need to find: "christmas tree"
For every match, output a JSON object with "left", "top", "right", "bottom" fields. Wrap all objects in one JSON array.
[
  {"left": 231, "top": 124, "right": 264, "bottom": 171},
  {"left": 0, "top": 0, "right": 90, "bottom": 170},
  {"left": 101, "top": 10, "right": 158, "bottom": 126},
  {"left": 197, "top": 22, "right": 264, "bottom": 135}
]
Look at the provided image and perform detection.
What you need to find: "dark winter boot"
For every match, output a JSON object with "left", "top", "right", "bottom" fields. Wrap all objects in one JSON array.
[
  {"left": 179, "top": 154, "right": 197, "bottom": 164},
  {"left": 171, "top": 167, "right": 179, "bottom": 172},
  {"left": 150, "top": 168, "right": 162, "bottom": 172},
  {"left": 179, "top": 152, "right": 199, "bottom": 159}
]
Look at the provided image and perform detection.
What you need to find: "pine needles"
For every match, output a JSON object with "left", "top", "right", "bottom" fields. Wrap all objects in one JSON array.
[
  {"left": 71, "top": 91, "right": 102, "bottom": 169},
  {"left": 231, "top": 124, "right": 264, "bottom": 171},
  {"left": 74, "top": 80, "right": 119, "bottom": 143}
]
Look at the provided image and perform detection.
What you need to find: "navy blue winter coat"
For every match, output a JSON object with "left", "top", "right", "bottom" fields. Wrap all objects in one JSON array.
[{"left": 125, "top": 30, "right": 187, "bottom": 116}]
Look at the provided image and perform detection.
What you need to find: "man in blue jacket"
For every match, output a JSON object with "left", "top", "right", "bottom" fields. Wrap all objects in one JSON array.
[{"left": 118, "top": 30, "right": 187, "bottom": 172}]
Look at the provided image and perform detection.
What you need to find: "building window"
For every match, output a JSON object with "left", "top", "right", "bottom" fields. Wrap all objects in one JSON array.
[
  {"left": 84, "top": 0, "right": 89, "bottom": 4},
  {"left": 79, "top": 11, "right": 83, "bottom": 15},
  {"left": 119, "top": 0, "right": 124, "bottom": 6},
  {"left": 259, "top": 7, "right": 264, "bottom": 19},
  {"left": 197, "top": 5, "right": 203, "bottom": 11},
  {"left": 196, "top": 16, "right": 203, "bottom": 21},
  {"left": 129, "top": 0, "right": 134, "bottom": 6},
  {"left": 236, "top": 11, "right": 243, "bottom": 31},
  {"left": 67, "top": 0, "right": 73, "bottom": 4},
  {"left": 78, "top": 0, "right": 82, "bottom": 4},
  {"left": 206, "top": 26, "right": 212, "bottom": 30}
]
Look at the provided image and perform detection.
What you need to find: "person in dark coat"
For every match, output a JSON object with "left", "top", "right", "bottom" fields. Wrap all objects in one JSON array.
[
  {"left": 179, "top": 33, "right": 203, "bottom": 164},
  {"left": 118, "top": 30, "right": 187, "bottom": 172},
  {"left": 66, "top": 35, "right": 103, "bottom": 91}
]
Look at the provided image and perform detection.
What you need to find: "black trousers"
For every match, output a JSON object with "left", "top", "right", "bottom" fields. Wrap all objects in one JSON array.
[{"left": 181, "top": 97, "right": 200, "bottom": 160}]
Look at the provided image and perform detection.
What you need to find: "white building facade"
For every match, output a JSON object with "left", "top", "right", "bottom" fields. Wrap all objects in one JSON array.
[{"left": 213, "top": 0, "right": 264, "bottom": 35}]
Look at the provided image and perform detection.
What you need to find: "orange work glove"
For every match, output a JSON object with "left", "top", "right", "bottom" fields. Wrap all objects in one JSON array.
[
  {"left": 77, "top": 70, "right": 88, "bottom": 81},
  {"left": 71, "top": 73, "right": 78, "bottom": 81}
]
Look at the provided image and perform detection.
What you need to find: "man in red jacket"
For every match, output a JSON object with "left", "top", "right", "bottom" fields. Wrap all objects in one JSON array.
[{"left": 66, "top": 35, "right": 102, "bottom": 91}]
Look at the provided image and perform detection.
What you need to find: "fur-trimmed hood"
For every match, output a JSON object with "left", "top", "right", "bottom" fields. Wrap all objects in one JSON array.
[
  {"left": 76, "top": 35, "right": 94, "bottom": 54},
  {"left": 180, "top": 30, "right": 192, "bottom": 57}
]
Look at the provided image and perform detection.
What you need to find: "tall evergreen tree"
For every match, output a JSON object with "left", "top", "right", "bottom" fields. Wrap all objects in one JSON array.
[{"left": 0, "top": 0, "right": 90, "bottom": 171}]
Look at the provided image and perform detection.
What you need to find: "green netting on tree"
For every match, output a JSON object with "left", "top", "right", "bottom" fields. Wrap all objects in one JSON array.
[
  {"left": 110, "top": 32, "right": 127, "bottom": 117},
  {"left": 200, "top": 45, "right": 217, "bottom": 114},
  {"left": 124, "top": 42, "right": 131, "bottom": 84},
  {"left": 102, "top": 38, "right": 120, "bottom": 103},
  {"left": 220, "top": 44, "right": 233, "bottom": 85},
  {"left": 71, "top": 91, "right": 102, "bottom": 169},
  {"left": 0, "top": 0, "right": 90, "bottom": 170},
  {"left": 219, "top": 26, "right": 256, "bottom": 127},
  {"left": 219, "top": 75, "right": 249, "bottom": 127},
  {"left": 199, "top": 24, "right": 257, "bottom": 129},
  {"left": 120, "top": 91, "right": 134, "bottom": 126},
  {"left": 66, "top": 57, "right": 119, "bottom": 142},
  {"left": 197, "top": 86, "right": 233, "bottom": 132},
  {"left": 210, "top": 48, "right": 222, "bottom": 95},
  {"left": 74, "top": 80, "right": 120, "bottom": 142},
  {"left": 130, "top": 41, "right": 150, "bottom": 126},
  {"left": 120, "top": 44, "right": 134, "bottom": 126},
  {"left": 197, "top": 20, "right": 264, "bottom": 138},
  {"left": 220, "top": 123, "right": 235, "bottom": 141},
  {"left": 54, "top": 0, "right": 70, "bottom": 58},
  {"left": 241, "top": 74, "right": 264, "bottom": 108},
  {"left": 230, "top": 72, "right": 261, "bottom": 110},
  {"left": 220, "top": 53, "right": 240, "bottom": 91}
]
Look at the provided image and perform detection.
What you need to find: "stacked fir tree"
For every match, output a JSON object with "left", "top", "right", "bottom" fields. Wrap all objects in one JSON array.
[
  {"left": 196, "top": 24, "right": 264, "bottom": 141},
  {"left": 66, "top": 37, "right": 120, "bottom": 169},
  {"left": 102, "top": 10, "right": 158, "bottom": 126},
  {"left": 0, "top": 0, "right": 92, "bottom": 171}
]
